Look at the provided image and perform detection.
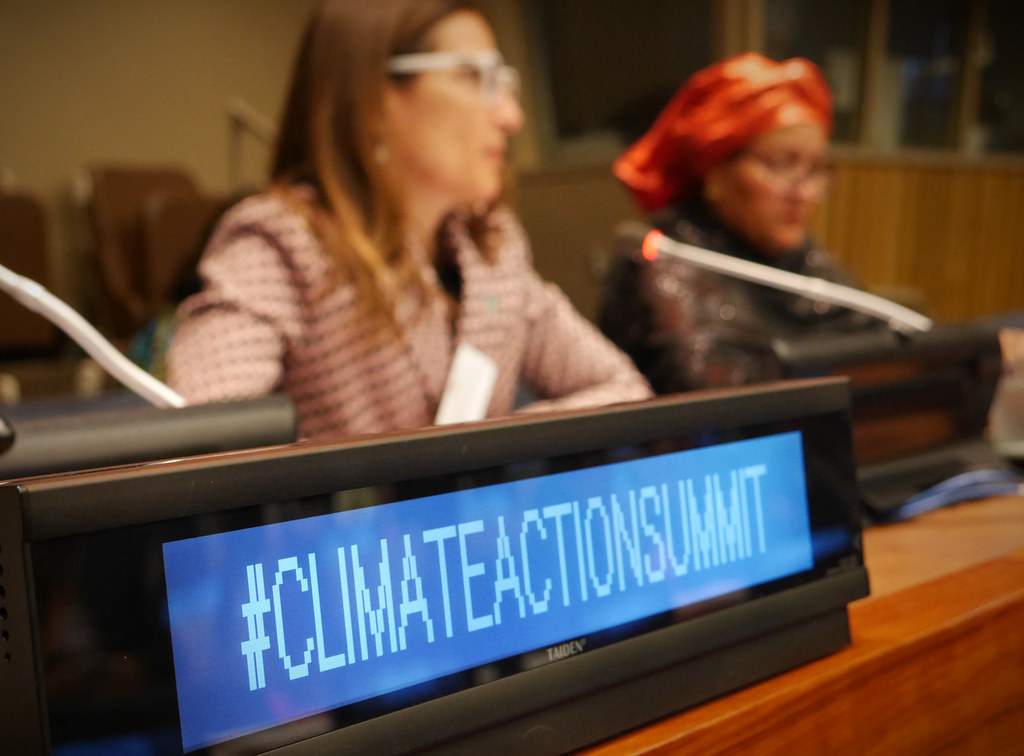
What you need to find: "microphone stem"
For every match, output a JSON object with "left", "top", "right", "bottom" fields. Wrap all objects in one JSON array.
[
  {"left": 647, "top": 232, "right": 933, "bottom": 334},
  {"left": 0, "top": 263, "right": 186, "bottom": 408}
]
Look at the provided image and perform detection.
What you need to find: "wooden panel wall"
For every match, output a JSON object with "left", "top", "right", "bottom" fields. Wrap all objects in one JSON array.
[
  {"left": 518, "top": 158, "right": 1024, "bottom": 326},
  {"left": 811, "top": 159, "right": 1024, "bottom": 322}
]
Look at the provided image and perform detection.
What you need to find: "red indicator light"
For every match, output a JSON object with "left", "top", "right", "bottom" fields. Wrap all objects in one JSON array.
[{"left": 641, "top": 230, "right": 662, "bottom": 262}]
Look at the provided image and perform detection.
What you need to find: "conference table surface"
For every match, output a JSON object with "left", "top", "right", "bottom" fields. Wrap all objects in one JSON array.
[{"left": 581, "top": 496, "right": 1024, "bottom": 755}]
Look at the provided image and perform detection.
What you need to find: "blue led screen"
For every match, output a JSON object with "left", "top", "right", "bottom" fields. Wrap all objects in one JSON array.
[{"left": 163, "top": 431, "right": 813, "bottom": 752}]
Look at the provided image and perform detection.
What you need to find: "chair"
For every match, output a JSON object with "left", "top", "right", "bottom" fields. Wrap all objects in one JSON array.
[
  {"left": 128, "top": 192, "right": 234, "bottom": 379},
  {"left": 0, "top": 191, "right": 57, "bottom": 355},
  {"left": 141, "top": 192, "right": 233, "bottom": 313},
  {"left": 82, "top": 164, "right": 198, "bottom": 340}
]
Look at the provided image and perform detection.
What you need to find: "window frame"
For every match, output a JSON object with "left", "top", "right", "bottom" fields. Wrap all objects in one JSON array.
[{"left": 493, "top": 0, "right": 1023, "bottom": 168}]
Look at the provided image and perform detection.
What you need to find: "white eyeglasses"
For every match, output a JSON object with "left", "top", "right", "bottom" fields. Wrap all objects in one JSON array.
[{"left": 387, "top": 50, "right": 520, "bottom": 106}]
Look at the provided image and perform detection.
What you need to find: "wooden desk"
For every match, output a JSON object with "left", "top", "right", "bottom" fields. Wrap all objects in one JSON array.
[{"left": 583, "top": 497, "right": 1024, "bottom": 755}]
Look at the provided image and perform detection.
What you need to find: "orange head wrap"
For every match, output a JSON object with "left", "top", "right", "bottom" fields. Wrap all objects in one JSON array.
[{"left": 613, "top": 52, "right": 833, "bottom": 212}]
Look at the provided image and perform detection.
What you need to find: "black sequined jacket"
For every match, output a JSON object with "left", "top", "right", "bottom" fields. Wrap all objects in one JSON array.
[{"left": 599, "top": 199, "right": 879, "bottom": 394}]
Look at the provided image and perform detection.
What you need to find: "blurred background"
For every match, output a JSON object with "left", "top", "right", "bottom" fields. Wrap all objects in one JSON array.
[{"left": 1, "top": 0, "right": 1022, "bottom": 398}]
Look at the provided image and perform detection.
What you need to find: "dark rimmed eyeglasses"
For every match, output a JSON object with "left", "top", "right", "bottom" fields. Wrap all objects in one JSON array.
[{"left": 738, "top": 151, "right": 832, "bottom": 197}]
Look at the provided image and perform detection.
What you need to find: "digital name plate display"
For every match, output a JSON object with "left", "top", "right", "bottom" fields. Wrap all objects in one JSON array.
[{"left": 163, "top": 431, "right": 813, "bottom": 752}]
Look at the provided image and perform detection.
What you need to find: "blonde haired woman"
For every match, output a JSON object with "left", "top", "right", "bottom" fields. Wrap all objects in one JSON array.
[{"left": 168, "top": 0, "right": 650, "bottom": 440}]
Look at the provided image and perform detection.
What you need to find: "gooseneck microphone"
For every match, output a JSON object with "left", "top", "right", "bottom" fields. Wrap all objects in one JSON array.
[
  {"left": 0, "top": 262, "right": 186, "bottom": 408},
  {"left": 619, "top": 222, "right": 933, "bottom": 335}
]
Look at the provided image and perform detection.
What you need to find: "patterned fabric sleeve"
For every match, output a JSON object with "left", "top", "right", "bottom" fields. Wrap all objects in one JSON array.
[
  {"left": 166, "top": 204, "right": 305, "bottom": 404},
  {"left": 513, "top": 244, "right": 653, "bottom": 413}
]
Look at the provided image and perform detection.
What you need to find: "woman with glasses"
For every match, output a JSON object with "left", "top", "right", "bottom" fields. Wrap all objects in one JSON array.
[
  {"left": 167, "top": 0, "right": 651, "bottom": 440},
  {"left": 600, "top": 53, "right": 880, "bottom": 395}
]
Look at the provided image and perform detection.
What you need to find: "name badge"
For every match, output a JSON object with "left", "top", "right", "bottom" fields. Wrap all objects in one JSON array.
[{"left": 434, "top": 343, "right": 499, "bottom": 425}]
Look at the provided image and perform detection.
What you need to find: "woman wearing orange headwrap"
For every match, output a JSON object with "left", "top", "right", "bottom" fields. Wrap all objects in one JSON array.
[{"left": 599, "top": 52, "right": 879, "bottom": 394}]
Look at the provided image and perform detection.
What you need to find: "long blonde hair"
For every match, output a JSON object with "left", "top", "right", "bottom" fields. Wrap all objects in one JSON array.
[{"left": 271, "top": 0, "right": 495, "bottom": 315}]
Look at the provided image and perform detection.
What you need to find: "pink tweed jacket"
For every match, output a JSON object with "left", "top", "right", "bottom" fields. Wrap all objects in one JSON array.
[{"left": 166, "top": 193, "right": 652, "bottom": 440}]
